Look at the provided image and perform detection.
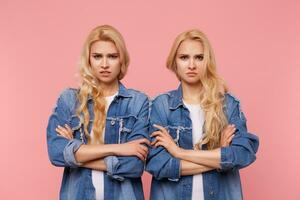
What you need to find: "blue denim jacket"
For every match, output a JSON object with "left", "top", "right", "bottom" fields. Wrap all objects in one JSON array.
[
  {"left": 47, "top": 83, "right": 149, "bottom": 200},
  {"left": 146, "top": 85, "right": 259, "bottom": 200}
]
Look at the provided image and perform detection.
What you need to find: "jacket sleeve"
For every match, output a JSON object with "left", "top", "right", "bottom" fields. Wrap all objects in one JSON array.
[
  {"left": 104, "top": 97, "right": 150, "bottom": 181},
  {"left": 47, "top": 89, "right": 83, "bottom": 168},
  {"left": 220, "top": 99, "right": 259, "bottom": 171},
  {"left": 145, "top": 97, "right": 181, "bottom": 181}
]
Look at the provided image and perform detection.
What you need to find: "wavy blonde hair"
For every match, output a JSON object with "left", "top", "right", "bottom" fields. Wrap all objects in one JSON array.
[
  {"left": 166, "top": 29, "right": 228, "bottom": 150},
  {"left": 77, "top": 25, "right": 129, "bottom": 144}
]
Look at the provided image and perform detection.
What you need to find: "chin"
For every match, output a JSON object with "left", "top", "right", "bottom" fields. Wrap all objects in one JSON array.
[
  {"left": 98, "top": 77, "right": 118, "bottom": 84},
  {"left": 183, "top": 78, "right": 201, "bottom": 85}
]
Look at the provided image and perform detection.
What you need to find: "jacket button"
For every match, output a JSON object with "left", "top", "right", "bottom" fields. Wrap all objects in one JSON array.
[
  {"left": 111, "top": 120, "right": 115, "bottom": 125},
  {"left": 209, "top": 191, "right": 214, "bottom": 196}
]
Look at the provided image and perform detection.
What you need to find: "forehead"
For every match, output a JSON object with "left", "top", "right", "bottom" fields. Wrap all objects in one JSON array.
[
  {"left": 90, "top": 40, "right": 118, "bottom": 53},
  {"left": 177, "top": 39, "right": 204, "bottom": 54}
]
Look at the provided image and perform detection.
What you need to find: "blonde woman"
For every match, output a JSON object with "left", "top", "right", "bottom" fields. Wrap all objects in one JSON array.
[
  {"left": 146, "top": 29, "right": 259, "bottom": 200},
  {"left": 47, "top": 25, "right": 150, "bottom": 200}
]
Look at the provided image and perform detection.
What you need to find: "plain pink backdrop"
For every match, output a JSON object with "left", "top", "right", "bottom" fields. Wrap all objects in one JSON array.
[{"left": 1, "top": 0, "right": 299, "bottom": 199}]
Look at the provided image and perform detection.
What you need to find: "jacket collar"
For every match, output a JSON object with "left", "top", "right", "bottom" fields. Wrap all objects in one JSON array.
[
  {"left": 87, "top": 81, "right": 132, "bottom": 100},
  {"left": 117, "top": 82, "right": 132, "bottom": 98},
  {"left": 169, "top": 84, "right": 184, "bottom": 110}
]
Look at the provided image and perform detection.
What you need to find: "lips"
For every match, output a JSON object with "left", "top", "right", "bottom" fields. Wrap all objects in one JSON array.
[
  {"left": 186, "top": 72, "right": 197, "bottom": 76},
  {"left": 99, "top": 71, "right": 111, "bottom": 76}
]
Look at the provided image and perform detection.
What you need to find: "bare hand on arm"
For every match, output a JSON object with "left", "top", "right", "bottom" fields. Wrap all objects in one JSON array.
[
  {"left": 115, "top": 138, "right": 150, "bottom": 161},
  {"left": 220, "top": 124, "right": 236, "bottom": 147},
  {"left": 56, "top": 124, "right": 73, "bottom": 140},
  {"left": 150, "top": 124, "right": 181, "bottom": 157}
]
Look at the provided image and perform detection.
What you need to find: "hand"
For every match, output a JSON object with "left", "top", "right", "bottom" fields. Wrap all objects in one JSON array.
[
  {"left": 55, "top": 124, "right": 73, "bottom": 140},
  {"left": 220, "top": 124, "right": 236, "bottom": 147},
  {"left": 115, "top": 138, "right": 150, "bottom": 161},
  {"left": 150, "top": 124, "right": 181, "bottom": 157}
]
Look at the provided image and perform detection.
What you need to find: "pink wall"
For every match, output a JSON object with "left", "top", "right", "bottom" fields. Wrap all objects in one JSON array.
[{"left": 1, "top": 0, "right": 299, "bottom": 199}]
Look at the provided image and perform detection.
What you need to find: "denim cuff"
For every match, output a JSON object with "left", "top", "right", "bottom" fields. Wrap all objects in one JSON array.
[
  {"left": 220, "top": 147, "right": 234, "bottom": 171},
  {"left": 167, "top": 157, "right": 181, "bottom": 182},
  {"left": 104, "top": 156, "right": 125, "bottom": 181},
  {"left": 63, "top": 139, "right": 83, "bottom": 168}
]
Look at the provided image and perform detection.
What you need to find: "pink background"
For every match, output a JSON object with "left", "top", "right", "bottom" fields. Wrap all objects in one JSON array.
[{"left": 1, "top": 0, "right": 299, "bottom": 199}]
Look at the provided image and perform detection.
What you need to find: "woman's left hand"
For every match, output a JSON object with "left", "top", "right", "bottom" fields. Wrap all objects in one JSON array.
[
  {"left": 55, "top": 124, "right": 73, "bottom": 140},
  {"left": 150, "top": 124, "right": 181, "bottom": 157}
]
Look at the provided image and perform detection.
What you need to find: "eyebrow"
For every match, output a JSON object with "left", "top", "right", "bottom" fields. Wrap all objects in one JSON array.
[
  {"left": 177, "top": 53, "right": 204, "bottom": 56},
  {"left": 91, "top": 52, "right": 119, "bottom": 55}
]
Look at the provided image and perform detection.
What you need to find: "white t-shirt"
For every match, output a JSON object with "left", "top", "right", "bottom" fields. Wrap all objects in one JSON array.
[
  {"left": 91, "top": 92, "right": 118, "bottom": 200},
  {"left": 183, "top": 101, "right": 205, "bottom": 200}
]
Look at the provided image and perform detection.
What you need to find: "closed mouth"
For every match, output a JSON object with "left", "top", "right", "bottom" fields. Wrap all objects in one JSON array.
[
  {"left": 186, "top": 72, "right": 197, "bottom": 76},
  {"left": 100, "top": 71, "right": 111, "bottom": 74}
]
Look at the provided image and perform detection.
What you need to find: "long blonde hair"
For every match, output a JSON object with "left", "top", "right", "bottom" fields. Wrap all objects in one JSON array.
[
  {"left": 166, "top": 29, "right": 228, "bottom": 149},
  {"left": 77, "top": 25, "right": 129, "bottom": 144}
]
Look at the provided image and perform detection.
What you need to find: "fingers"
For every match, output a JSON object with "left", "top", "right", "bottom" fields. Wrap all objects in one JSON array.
[
  {"left": 64, "top": 124, "right": 74, "bottom": 139},
  {"left": 139, "top": 144, "right": 148, "bottom": 155},
  {"left": 55, "top": 124, "right": 73, "bottom": 140},
  {"left": 223, "top": 124, "right": 236, "bottom": 138},
  {"left": 65, "top": 124, "right": 73, "bottom": 134},
  {"left": 151, "top": 130, "right": 172, "bottom": 139},
  {"left": 138, "top": 147, "right": 148, "bottom": 158},
  {"left": 153, "top": 124, "right": 168, "bottom": 134},
  {"left": 154, "top": 141, "right": 163, "bottom": 148},
  {"left": 135, "top": 152, "right": 145, "bottom": 161},
  {"left": 56, "top": 125, "right": 69, "bottom": 139},
  {"left": 220, "top": 124, "right": 236, "bottom": 147},
  {"left": 136, "top": 138, "right": 151, "bottom": 146},
  {"left": 150, "top": 136, "right": 163, "bottom": 146},
  {"left": 150, "top": 131, "right": 163, "bottom": 138},
  {"left": 136, "top": 145, "right": 148, "bottom": 161},
  {"left": 227, "top": 134, "right": 235, "bottom": 143}
]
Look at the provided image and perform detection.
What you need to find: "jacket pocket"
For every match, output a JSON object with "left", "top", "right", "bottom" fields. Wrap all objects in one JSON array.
[
  {"left": 70, "top": 114, "right": 84, "bottom": 142},
  {"left": 167, "top": 126, "right": 181, "bottom": 146},
  {"left": 117, "top": 115, "right": 138, "bottom": 143}
]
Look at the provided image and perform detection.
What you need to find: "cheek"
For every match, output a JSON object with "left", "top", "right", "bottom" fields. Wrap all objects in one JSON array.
[
  {"left": 109, "top": 59, "right": 121, "bottom": 72},
  {"left": 197, "top": 62, "right": 205, "bottom": 73},
  {"left": 90, "top": 58, "right": 100, "bottom": 70},
  {"left": 176, "top": 60, "right": 188, "bottom": 73}
]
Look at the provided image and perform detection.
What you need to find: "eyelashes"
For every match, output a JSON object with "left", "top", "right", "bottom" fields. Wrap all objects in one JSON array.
[
  {"left": 179, "top": 54, "right": 204, "bottom": 61},
  {"left": 195, "top": 55, "right": 204, "bottom": 61},
  {"left": 91, "top": 54, "right": 119, "bottom": 60}
]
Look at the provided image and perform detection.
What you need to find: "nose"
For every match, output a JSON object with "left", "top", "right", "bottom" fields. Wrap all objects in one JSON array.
[
  {"left": 100, "top": 57, "right": 109, "bottom": 69},
  {"left": 188, "top": 58, "right": 196, "bottom": 70}
]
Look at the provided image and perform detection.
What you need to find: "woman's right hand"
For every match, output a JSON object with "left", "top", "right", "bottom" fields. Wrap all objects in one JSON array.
[
  {"left": 220, "top": 124, "right": 236, "bottom": 147},
  {"left": 114, "top": 138, "right": 151, "bottom": 161}
]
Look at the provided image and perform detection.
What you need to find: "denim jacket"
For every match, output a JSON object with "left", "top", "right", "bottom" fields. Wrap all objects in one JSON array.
[
  {"left": 47, "top": 83, "right": 149, "bottom": 200},
  {"left": 146, "top": 85, "right": 259, "bottom": 200}
]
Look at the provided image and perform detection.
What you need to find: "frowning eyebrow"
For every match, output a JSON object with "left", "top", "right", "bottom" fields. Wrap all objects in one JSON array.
[
  {"left": 177, "top": 53, "right": 204, "bottom": 56},
  {"left": 91, "top": 52, "right": 119, "bottom": 55}
]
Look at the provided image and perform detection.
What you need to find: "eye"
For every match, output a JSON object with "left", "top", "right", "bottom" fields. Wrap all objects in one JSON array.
[
  {"left": 195, "top": 55, "right": 204, "bottom": 61},
  {"left": 92, "top": 54, "right": 102, "bottom": 59},
  {"left": 108, "top": 54, "right": 119, "bottom": 59},
  {"left": 179, "top": 55, "right": 189, "bottom": 60}
]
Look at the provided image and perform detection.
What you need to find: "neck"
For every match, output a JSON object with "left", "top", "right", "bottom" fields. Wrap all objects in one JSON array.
[
  {"left": 181, "top": 81, "right": 202, "bottom": 104},
  {"left": 99, "top": 80, "right": 119, "bottom": 97}
]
